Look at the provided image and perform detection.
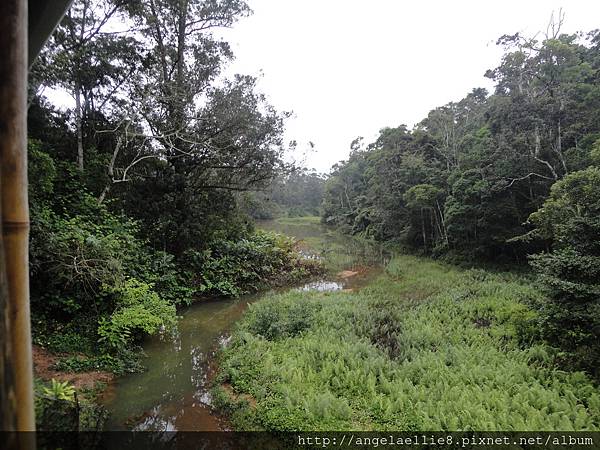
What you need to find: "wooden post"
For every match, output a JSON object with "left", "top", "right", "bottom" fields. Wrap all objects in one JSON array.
[
  {"left": 0, "top": 0, "right": 35, "bottom": 433},
  {"left": 0, "top": 228, "right": 17, "bottom": 439}
]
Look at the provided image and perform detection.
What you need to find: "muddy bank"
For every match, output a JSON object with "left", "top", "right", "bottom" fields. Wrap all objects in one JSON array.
[{"left": 33, "top": 345, "right": 113, "bottom": 390}]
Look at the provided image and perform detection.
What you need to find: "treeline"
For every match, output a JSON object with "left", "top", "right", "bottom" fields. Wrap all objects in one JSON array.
[
  {"left": 240, "top": 169, "right": 327, "bottom": 219},
  {"left": 323, "top": 26, "right": 600, "bottom": 377},
  {"left": 27, "top": 0, "right": 322, "bottom": 383}
]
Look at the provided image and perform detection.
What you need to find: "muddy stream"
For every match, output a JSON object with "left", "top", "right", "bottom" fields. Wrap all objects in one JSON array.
[{"left": 102, "top": 219, "right": 389, "bottom": 431}]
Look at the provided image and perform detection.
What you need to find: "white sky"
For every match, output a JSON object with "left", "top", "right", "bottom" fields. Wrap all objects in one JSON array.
[{"left": 217, "top": 0, "right": 600, "bottom": 172}]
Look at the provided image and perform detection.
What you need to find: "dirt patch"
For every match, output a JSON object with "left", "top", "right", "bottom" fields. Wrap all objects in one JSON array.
[
  {"left": 32, "top": 345, "right": 113, "bottom": 390},
  {"left": 338, "top": 265, "right": 373, "bottom": 279},
  {"left": 473, "top": 317, "right": 492, "bottom": 328},
  {"left": 337, "top": 270, "right": 359, "bottom": 279},
  {"left": 221, "top": 383, "right": 257, "bottom": 409}
]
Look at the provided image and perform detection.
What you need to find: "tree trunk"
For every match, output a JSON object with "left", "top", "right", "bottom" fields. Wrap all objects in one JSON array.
[
  {"left": 432, "top": 206, "right": 438, "bottom": 241},
  {"left": 98, "top": 136, "right": 123, "bottom": 204},
  {"left": 436, "top": 199, "right": 448, "bottom": 245},
  {"left": 0, "top": 0, "right": 36, "bottom": 438},
  {"left": 556, "top": 118, "right": 568, "bottom": 175},
  {"left": 420, "top": 208, "right": 427, "bottom": 250},
  {"left": 75, "top": 84, "right": 84, "bottom": 171}
]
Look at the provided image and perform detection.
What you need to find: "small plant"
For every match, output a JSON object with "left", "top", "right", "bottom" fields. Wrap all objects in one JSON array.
[
  {"left": 42, "top": 379, "right": 76, "bottom": 402},
  {"left": 98, "top": 278, "right": 177, "bottom": 350}
]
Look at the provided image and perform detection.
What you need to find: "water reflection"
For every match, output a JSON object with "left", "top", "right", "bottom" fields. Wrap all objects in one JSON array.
[
  {"left": 298, "top": 280, "right": 344, "bottom": 292},
  {"left": 103, "top": 219, "right": 391, "bottom": 431},
  {"left": 103, "top": 297, "right": 254, "bottom": 431}
]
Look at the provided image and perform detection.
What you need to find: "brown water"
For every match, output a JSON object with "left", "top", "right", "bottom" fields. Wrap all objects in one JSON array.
[{"left": 102, "top": 218, "right": 389, "bottom": 431}]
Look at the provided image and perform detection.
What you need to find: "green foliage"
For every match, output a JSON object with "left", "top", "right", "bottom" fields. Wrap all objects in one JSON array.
[
  {"left": 217, "top": 255, "right": 599, "bottom": 431},
  {"left": 187, "top": 230, "right": 324, "bottom": 297},
  {"left": 242, "top": 296, "right": 321, "bottom": 341},
  {"left": 32, "top": 321, "right": 97, "bottom": 354},
  {"left": 322, "top": 29, "right": 600, "bottom": 262},
  {"left": 42, "top": 379, "right": 76, "bottom": 402},
  {"left": 98, "top": 279, "right": 177, "bottom": 350},
  {"left": 403, "top": 184, "right": 442, "bottom": 209},
  {"left": 28, "top": 144, "right": 190, "bottom": 369},
  {"left": 527, "top": 167, "right": 600, "bottom": 377},
  {"left": 590, "top": 138, "right": 600, "bottom": 166}
]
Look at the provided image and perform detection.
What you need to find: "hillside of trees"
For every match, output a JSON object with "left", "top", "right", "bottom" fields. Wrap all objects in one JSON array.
[
  {"left": 27, "top": 0, "right": 323, "bottom": 393},
  {"left": 322, "top": 25, "right": 600, "bottom": 377}
]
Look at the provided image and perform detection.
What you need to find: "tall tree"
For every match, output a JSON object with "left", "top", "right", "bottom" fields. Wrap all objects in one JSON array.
[{"left": 33, "top": 0, "right": 140, "bottom": 172}]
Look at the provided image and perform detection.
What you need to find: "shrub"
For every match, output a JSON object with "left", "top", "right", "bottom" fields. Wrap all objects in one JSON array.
[
  {"left": 187, "top": 230, "right": 324, "bottom": 297},
  {"left": 528, "top": 167, "right": 600, "bottom": 377},
  {"left": 242, "top": 296, "right": 321, "bottom": 341},
  {"left": 98, "top": 279, "right": 177, "bottom": 351}
]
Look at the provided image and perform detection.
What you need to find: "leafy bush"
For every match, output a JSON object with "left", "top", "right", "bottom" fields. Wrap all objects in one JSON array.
[
  {"left": 242, "top": 296, "right": 321, "bottom": 341},
  {"left": 29, "top": 145, "right": 191, "bottom": 367},
  {"left": 98, "top": 279, "right": 177, "bottom": 350},
  {"left": 528, "top": 167, "right": 600, "bottom": 378},
  {"left": 187, "top": 230, "right": 324, "bottom": 297}
]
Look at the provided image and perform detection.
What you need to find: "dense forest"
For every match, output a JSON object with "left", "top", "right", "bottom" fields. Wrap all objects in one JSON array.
[
  {"left": 322, "top": 26, "right": 600, "bottom": 376},
  {"left": 18, "top": 0, "right": 600, "bottom": 438}
]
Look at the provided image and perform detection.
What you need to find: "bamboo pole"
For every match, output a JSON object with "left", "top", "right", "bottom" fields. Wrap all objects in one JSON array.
[
  {"left": 0, "top": 226, "right": 17, "bottom": 437},
  {"left": 0, "top": 0, "right": 35, "bottom": 433}
]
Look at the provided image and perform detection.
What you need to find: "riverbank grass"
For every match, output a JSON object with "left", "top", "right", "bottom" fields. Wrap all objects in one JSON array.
[
  {"left": 258, "top": 216, "right": 388, "bottom": 273},
  {"left": 215, "top": 255, "right": 600, "bottom": 431}
]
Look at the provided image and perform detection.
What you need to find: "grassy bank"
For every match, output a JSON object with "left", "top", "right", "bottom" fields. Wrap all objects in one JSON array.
[{"left": 214, "top": 255, "right": 600, "bottom": 431}]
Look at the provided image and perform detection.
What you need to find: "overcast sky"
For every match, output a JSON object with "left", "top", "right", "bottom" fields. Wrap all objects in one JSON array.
[{"left": 217, "top": 0, "right": 600, "bottom": 172}]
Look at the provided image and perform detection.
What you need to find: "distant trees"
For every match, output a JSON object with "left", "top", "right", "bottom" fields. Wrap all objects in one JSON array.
[
  {"left": 323, "top": 27, "right": 600, "bottom": 261},
  {"left": 241, "top": 169, "right": 327, "bottom": 219}
]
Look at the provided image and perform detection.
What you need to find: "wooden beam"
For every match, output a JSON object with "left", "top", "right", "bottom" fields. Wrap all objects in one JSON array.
[{"left": 0, "top": 0, "right": 35, "bottom": 434}]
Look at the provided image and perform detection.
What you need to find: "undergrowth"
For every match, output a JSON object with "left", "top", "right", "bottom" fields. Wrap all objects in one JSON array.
[{"left": 215, "top": 255, "right": 600, "bottom": 431}]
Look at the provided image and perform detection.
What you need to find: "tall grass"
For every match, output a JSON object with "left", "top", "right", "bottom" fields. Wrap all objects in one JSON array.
[{"left": 215, "top": 255, "right": 599, "bottom": 431}]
